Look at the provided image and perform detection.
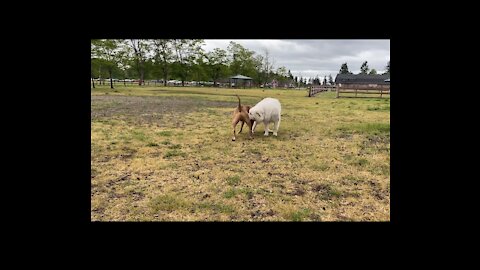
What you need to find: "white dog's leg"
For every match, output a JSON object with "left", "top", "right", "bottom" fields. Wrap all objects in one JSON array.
[
  {"left": 273, "top": 118, "right": 281, "bottom": 136},
  {"left": 252, "top": 121, "right": 257, "bottom": 134},
  {"left": 264, "top": 121, "right": 269, "bottom": 136}
]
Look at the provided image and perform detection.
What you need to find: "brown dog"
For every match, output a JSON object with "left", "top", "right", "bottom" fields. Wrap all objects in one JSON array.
[{"left": 232, "top": 95, "right": 254, "bottom": 141}]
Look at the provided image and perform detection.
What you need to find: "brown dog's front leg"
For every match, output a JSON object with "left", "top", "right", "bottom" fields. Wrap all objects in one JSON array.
[
  {"left": 239, "top": 121, "right": 244, "bottom": 133},
  {"left": 247, "top": 120, "right": 253, "bottom": 139}
]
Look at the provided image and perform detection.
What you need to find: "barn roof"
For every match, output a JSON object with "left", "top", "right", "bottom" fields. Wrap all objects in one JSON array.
[
  {"left": 230, "top": 74, "right": 253, "bottom": 80},
  {"left": 335, "top": 73, "right": 390, "bottom": 84}
]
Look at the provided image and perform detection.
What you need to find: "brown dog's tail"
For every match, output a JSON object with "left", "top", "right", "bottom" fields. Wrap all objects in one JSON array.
[{"left": 236, "top": 94, "right": 241, "bottom": 111}]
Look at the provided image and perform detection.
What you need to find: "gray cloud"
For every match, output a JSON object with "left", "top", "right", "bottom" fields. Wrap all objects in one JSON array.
[{"left": 203, "top": 39, "right": 390, "bottom": 80}]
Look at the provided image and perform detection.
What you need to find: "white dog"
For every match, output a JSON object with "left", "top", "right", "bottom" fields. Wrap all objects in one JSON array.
[{"left": 248, "top": 97, "right": 281, "bottom": 136}]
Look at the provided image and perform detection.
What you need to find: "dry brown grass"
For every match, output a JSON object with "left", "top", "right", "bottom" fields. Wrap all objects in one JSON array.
[{"left": 91, "top": 86, "right": 390, "bottom": 221}]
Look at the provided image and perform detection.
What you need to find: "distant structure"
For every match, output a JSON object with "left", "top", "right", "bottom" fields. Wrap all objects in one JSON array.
[{"left": 229, "top": 74, "right": 253, "bottom": 88}]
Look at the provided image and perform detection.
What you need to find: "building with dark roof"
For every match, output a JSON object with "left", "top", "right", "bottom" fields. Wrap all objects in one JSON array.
[
  {"left": 229, "top": 74, "right": 253, "bottom": 88},
  {"left": 335, "top": 73, "right": 390, "bottom": 85}
]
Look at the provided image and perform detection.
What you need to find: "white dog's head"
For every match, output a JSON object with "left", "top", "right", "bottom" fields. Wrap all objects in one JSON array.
[{"left": 248, "top": 108, "right": 264, "bottom": 122}]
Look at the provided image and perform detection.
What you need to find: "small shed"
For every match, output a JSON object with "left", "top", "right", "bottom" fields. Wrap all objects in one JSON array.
[{"left": 230, "top": 74, "right": 253, "bottom": 88}]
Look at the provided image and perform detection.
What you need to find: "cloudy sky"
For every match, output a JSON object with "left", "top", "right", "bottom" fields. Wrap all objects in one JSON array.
[{"left": 202, "top": 39, "right": 390, "bottom": 80}]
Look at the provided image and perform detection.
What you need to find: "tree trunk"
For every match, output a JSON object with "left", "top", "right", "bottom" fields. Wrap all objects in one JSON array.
[
  {"left": 99, "top": 66, "right": 102, "bottom": 85},
  {"left": 139, "top": 74, "right": 143, "bottom": 86},
  {"left": 163, "top": 65, "right": 168, "bottom": 86},
  {"left": 139, "top": 60, "right": 145, "bottom": 86},
  {"left": 109, "top": 69, "right": 114, "bottom": 89},
  {"left": 91, "top": 71, "right": 95, "bottom": 88}
]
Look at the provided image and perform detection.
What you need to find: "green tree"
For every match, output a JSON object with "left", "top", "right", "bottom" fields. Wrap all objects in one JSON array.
[
  {"left": 152, "top": 39, "right": 174, "bottom": 86},
  {"left": 369, "top": 69, "right": 377, "bottom": 75},
  {"left": 130, "top": 39, "right": 150, "bottom": 86},
  {"left": 360, "top": 61, "right": 369, "bottom": 74},
  {"left": 206, "top": 48, "right": 228, "bottom": 86},
  {"left": 91, "top": 40, "right": 99, "bottom": 88},
  {"left": 92, "top": 39, "right": 124, "bottom": 89},
  {"left": 275, "top": 66, "right": 288, "bottom": 87},
  {"left": 328, "top": 74, "right": 334, "bottom": 85},
  {"left": 339, "top": 62, "right": 351, "bottom": 74},
  {"left": 172, "top": 39, "right": 205, "bottom": 86},
  {"left": 385, "top": 61, "right": 390, "bottom": 75},
  {"left": 115, "top": 40, "right": 133, "bottom": 87},
  {"left": 323, "top": 76, "right": 327, "bottom": 85},
  {"left": 227, "top": 41, "right": 258, "bottom": 84},
  {"left": 260, "top": 49, "right": 275, "bottom": 86}
]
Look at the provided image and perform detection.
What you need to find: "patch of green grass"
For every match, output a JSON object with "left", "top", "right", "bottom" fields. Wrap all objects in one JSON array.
[
  {"left": 131, "top": 130, "right": 147, "bottom": 142},
  {"left": 367, "top": 105, "right": 390, "bottom": 111},
  {"left": 223, "top": 188, "right": 238, "bottom": 199},
  {"left": 157, "top": 131, "right": 173, "bottom": 137},
  {"left": 168, "top": 144, "right": 182, "bottom": 149},
  {"left": 311, "top": 163, "right": 329, "bottom": 171},
  {"left": 146, "top": 142, "right": 159, "bottom": 147},
  {"left": 161, "top": 140, "right": 171, "bottom": 145},
  {"left": 196, "top": 202, "right": 236, "bottom": 214},
  {"left": 337, "top": 123, "right": 390, "bottom": 135},
  {"left": 149, "top": 195, "right": 188, "bottom": 212},
  {"left": 343, "top": 174, "right": 364, "bottom": 184},
  {"left": 285, "top": 208, "right": 312, "bottom": 221},
  {"left": 344, "top": 154, "right": 370, "bottom": 167},
  {"left": 313, "top": 184, "right": 343, "bottom": 200},
  {"left": 241, "top": 188, "right": 254, "bottom": 199},
  {"left": 250, "top": 149, "right": 262, "bottom": 155},
  {"left": 226, "top": 175, "right": 240, "bottom": 186},
  {"left": 353, "top": 158, "right": 369, "bottom": 167},
  {"left": 164, "top": 150, "right": 186, "bottom": 158},
  {"left": 329, "top": 188, "right": 342, "bottom": 198},
  {"left": 369, "top": 164, "right": 390, "bottom": 176}
]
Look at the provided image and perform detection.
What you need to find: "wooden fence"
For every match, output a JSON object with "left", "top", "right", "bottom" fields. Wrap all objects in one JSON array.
[
  {"left": 308, "top": 85, "right": 335, "bottom": 97},
  {"left": 336, "top": 84, "right": 390, "bottom": 98}
]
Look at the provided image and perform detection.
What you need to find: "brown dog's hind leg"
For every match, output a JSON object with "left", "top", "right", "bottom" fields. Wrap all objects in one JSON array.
[
  {"left": 232, "top": 115, "right": 240, "bottom": 141},
  {"left": 239, "top": 121, "right": 245, "bottom": 133}
]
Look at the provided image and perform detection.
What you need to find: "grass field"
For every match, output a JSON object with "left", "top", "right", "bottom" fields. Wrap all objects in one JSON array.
[{"left": 91, "top": 85, "right": 390, "bottom": 221}]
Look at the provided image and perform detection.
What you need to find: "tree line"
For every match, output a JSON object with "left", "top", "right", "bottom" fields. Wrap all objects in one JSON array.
[
  {"left": 91, "top": 39, "right": 297, "bottom": 89},
  {"left": 339, "top": 61, "right": 390, "bottom": 75}
]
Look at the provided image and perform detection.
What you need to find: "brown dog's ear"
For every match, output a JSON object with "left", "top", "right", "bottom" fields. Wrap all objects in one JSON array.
[{"left": 246, "top": 106, "right": 251, "bottom": 112}]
